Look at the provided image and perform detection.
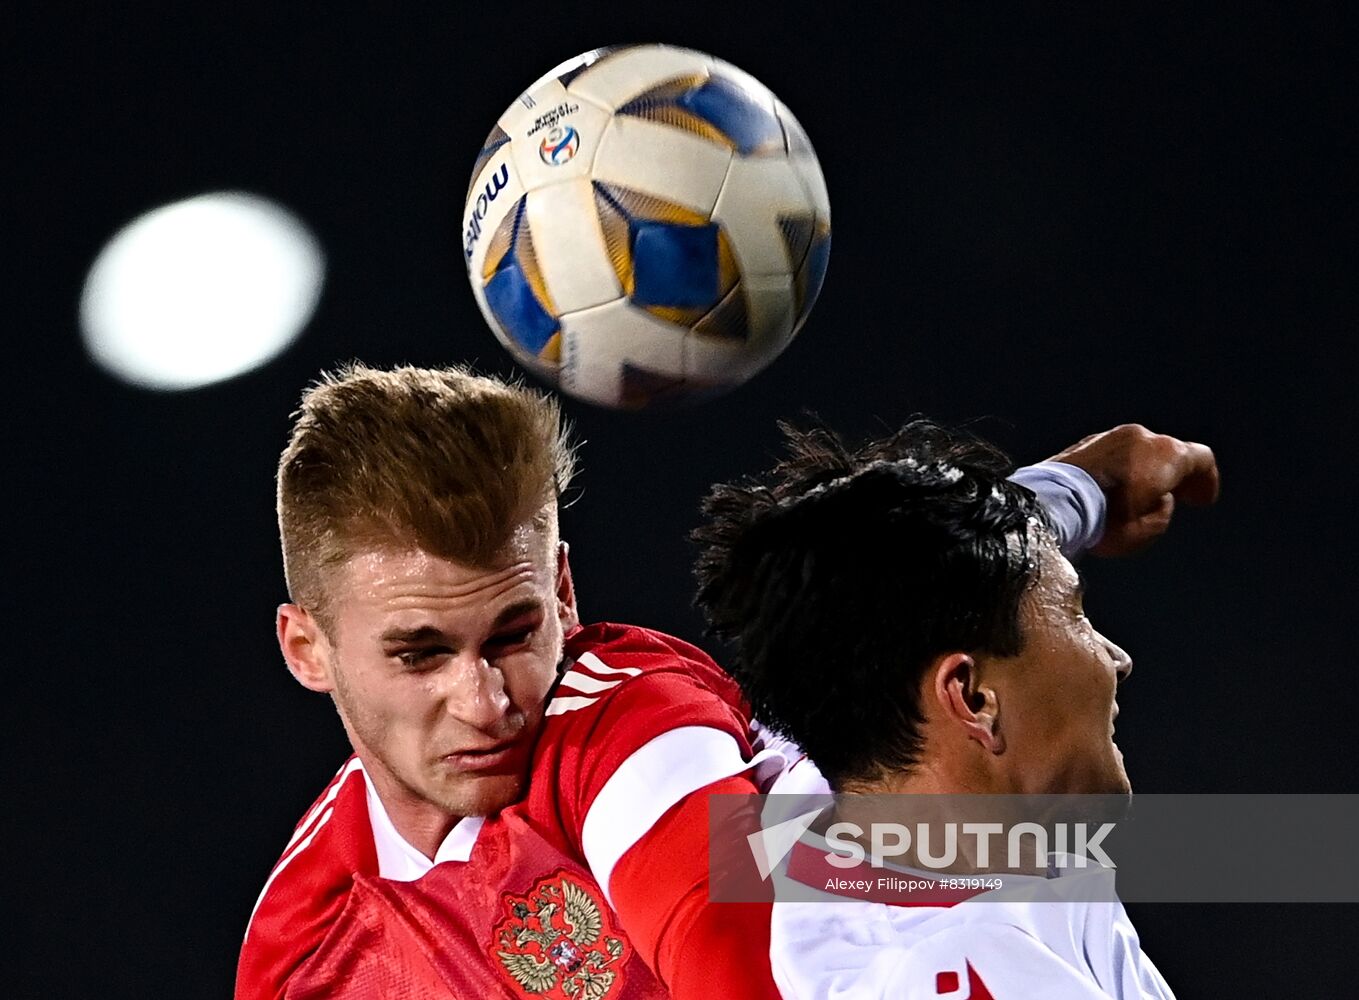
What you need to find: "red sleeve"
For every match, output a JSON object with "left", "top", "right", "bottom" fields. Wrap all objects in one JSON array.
[
  {"left": 543, "top": 627, "right": 756, "bottom": 848},
  {"left": 236, "top": 764, "right": 378, "bottom": 1000},
  {"left": 562, "top": 666, "right": 754, "bottom": 834},
  {"left": 608, "top": 774, "right": 780, "bottom": 1000},
  {"left": 237, "top": 886, "right": 352, "bottom": 1000},
  {"left": 541, "top": 626, "right": 781, "bottom": 997}
]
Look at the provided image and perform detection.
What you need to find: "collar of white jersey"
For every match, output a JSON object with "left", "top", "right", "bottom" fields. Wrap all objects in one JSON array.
[{"left": 359, "top": 761, "right": 485, "bottom": 881}]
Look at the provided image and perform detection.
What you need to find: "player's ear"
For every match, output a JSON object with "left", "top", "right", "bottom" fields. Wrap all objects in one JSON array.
[
  {"left": 932, "top": 652, "right": 1004, "bottom": 754},
  {"left": 555, "top": 541, "right": 579, "bottom": 631},
  {"left": 278, "top": 604, "right": 336, "bottom": 693}
]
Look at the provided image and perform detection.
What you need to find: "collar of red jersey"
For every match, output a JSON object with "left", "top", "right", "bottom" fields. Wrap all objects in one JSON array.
[{"left": 360, "top": 761, "right": 485, "bottom": 881}]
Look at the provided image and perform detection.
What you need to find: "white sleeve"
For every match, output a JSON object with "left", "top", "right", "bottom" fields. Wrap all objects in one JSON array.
[
  {"left": 1087, "top": 901, "right": 1178, "bottom": 999},
  {"left": 1009, "top": 461, "right": 1107, "bottom": 557}
]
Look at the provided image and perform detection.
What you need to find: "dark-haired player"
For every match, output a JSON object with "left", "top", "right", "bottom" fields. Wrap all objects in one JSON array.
[{"left": 694, "top": 420, "right": 1215, "bottom": 998}]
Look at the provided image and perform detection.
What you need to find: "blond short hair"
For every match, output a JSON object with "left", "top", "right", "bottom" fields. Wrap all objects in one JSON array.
[{"left": 277, "top": 363, "right": 577, "bottom": 625}]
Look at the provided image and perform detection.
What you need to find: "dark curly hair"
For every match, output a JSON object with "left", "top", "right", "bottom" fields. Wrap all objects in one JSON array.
[{"left": 693, "top": 419, "right": 1047, "bottom": 789}]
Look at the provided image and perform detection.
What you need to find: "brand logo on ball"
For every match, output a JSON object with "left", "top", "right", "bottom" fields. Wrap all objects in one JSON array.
[
  {"left": 539, "top": 125, "right": 580, "bottom": 166},
  {"left": 463, "top": 162, "right": 511, "bottom": 262}
]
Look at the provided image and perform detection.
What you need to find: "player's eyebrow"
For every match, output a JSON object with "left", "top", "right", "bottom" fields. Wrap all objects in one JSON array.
[
  {"left": 379, "top": 601, "right": 545, "bottom": 646},
  {"left": 380, "top": 624, "right": 449, "bottom": 645},
  {"left": 1070, "top": 567, "right": 1087, "bottom": 603},
  {"left": 489, "top": 599, "right": 546, "bottom": 630}
]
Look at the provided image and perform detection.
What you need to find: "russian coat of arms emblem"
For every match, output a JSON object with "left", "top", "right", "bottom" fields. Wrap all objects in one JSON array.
[{"left": 492, "top": 871, "right": 630, "bottom": 998}]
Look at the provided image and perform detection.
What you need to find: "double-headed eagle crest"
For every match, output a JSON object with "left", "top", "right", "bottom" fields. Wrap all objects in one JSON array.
[{"left": 493, "top": 872, "right": 629, "bottom": 999}]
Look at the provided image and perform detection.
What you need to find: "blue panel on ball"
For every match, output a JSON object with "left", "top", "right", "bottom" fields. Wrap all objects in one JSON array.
[
  {"left": 484, "top": 258, "right": 558, "bottom": 356},
  {"left": 630, "top": 220, "right": 720, "bottom": 308},
  {"left": 678, "top": 75, "right": 784, "bottom": 155}
]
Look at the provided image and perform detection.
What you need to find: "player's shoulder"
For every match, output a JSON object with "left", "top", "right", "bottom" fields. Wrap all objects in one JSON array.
[
  {"left": 237, "top": 757, "right": 378, "bottom": 999},
  {"left": 563, "top": 620, "right": 722, "bottom": 670},
  {"left": 270, "top": 756, "right": 375, "bottom": 878},
  {"left": 558, "top": 620, "right": 745, "bottom": 708},
  {"left": 534, "top": 622, "right": 755, "bottom": 788}
]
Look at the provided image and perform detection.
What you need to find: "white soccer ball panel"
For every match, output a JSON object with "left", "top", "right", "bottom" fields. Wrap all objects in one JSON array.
[
  {"left": 593, "top": 116, "right": 733, "bottom": 215},
  {"left": 524, "top": 48, "right": 612, "bottom": 94},
  {"left": 462, "top": 154, "right": 525, "bottom": 278},
  {"left": 526, "top": 179, "right": 622, "bottom": 313},
  {"left": 712, "top": 157, "right": 816, "bottom": 276},
  {"left": 498, "top": 77, "right": 567, "bottom": 144},
  {"left": 502, "top": 96, "right": 613, "bottom": 192},
  {"left": 685, "top": 273, "right": 796, "bottom": 382},
  {"left": 684, "top": 330, "right": 779, "bottom": 385},
  {"left": 777, "top": 101, "right": 831, "bottom": 218},
  {"left": 566, "top": 45, "right": 714, "bottom": 109},
  {"left": 743, "top": 272, "right": 797, "bottom": 343},
  {"left": 559, "top": 298, "right": 687, "bottom": 407}
]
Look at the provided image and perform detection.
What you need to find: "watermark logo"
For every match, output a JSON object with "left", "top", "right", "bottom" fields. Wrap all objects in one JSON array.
[
  {"left": 712, "top": 793, "right": 1359, "bottom": 904},
  {"left": 823, "top": 820, "right": 1117, "bottom": 871},
  {"left": 747, "top": 805, "right": 825, "bottom": 881}
]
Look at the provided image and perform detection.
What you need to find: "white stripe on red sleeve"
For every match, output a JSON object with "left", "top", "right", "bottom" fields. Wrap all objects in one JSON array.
[
  {"left": 574, "top": 651, "right": 643, "bottom": 678},
  {"left": 246, "top": 805, "right": 335, "bottom": 933},
  {"left": 580, "top": 725, "right": 782, "bottom": 905},
  {"left": 546, "top": 694, "right": 601, "bottom": 716},
  {"left": 284, "top": 757, "right": 363, "bottom": 851}
]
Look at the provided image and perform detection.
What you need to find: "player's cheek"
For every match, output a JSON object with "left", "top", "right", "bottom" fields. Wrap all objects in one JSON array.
[{"left": 501, "top": 651, "right": 552, "bottom": 708}]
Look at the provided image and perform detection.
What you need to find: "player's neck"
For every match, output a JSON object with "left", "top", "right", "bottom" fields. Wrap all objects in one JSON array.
[
  {"left": 833, "top": 761, "right": 1031, "bottom": 875},
  {"left": 853, "top": 758, "right": 1000, "bottom": 796},
  {"left": 361, "top": 755, "right": 460, "bottom": 860}
]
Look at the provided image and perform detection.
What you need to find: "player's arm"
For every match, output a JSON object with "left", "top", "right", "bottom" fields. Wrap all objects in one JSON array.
[
  {"left": 1010, "top": 424, "right": 1218, "bottom": 557},
  {"left": 608, "top": 773, "right": 781, "bottom": 999},
  {"left": 559, "top": 666, "right": 783, "bottom": 998},
  {"left": 1046, "top": 423, "right": 1219, "bottom": 556},
  {"left": 1009, "top": 460, "right": 1108, "bottom": 558}
]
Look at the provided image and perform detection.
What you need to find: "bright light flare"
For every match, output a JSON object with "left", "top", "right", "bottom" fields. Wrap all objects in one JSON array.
[{"left": 80, "top": 192, "right": 324, "bottom": 390}]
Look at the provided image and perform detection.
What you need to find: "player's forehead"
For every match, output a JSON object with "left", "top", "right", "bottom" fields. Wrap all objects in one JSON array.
[
  {"left": 332, "top": 526, "right": 556, "bottom": 622},
  {"left": 1029, "top": 541, "right": 1084, "bottom": 609}
]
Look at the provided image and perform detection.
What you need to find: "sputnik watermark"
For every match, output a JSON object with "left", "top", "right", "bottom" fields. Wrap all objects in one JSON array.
[
  {"left": 713, "top": 793, "right": 1359, "bottom": 903},
  {"left": 823, "top": 820, "right": 1117, "bottom": 870},
  {"left": 745, "top": 806, "right": 1115, "bottom": 882}
]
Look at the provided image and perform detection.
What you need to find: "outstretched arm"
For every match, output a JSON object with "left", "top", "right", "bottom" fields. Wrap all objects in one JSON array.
[{"left": 1048, "top": 423, "right": 1219, "bottom": 556}]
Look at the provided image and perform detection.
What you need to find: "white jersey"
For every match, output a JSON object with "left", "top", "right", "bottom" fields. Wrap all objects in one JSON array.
[
  {"left": 756, "top": 755, "right": 1173, "bottom": 1000},
  {"left": 768, "top": 834, "right": 1174, "bottom": 1000}
]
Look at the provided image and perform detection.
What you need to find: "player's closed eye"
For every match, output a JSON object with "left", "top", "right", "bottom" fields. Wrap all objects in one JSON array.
[
  {"left": 395, "top": 647, "right": 450, "bottom": 670},
  {"left": 484, "top": 628, "right": 535, "bottom": 654}
]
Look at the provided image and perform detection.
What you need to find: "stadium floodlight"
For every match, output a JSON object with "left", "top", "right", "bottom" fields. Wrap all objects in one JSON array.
[{"left": 80, "top": 191, "right": 324, "bottom": 391}]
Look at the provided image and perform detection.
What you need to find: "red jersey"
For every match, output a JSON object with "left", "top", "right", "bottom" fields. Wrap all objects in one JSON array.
[{"left": 237, "top": 623, "right": 785, "bottom": 1000}]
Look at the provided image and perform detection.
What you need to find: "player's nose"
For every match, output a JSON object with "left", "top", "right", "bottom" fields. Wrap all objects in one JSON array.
[
  {"left": 1102, "top": 633, "right": 1133, "bottom": 683},
  {"left": 439, "top": 652, "right": 512, "bottom": 729}
]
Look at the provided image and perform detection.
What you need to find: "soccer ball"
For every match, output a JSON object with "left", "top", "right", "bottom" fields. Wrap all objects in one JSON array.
[{"left": 461, "top": 44, "right": 830, "bottom": 409}]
